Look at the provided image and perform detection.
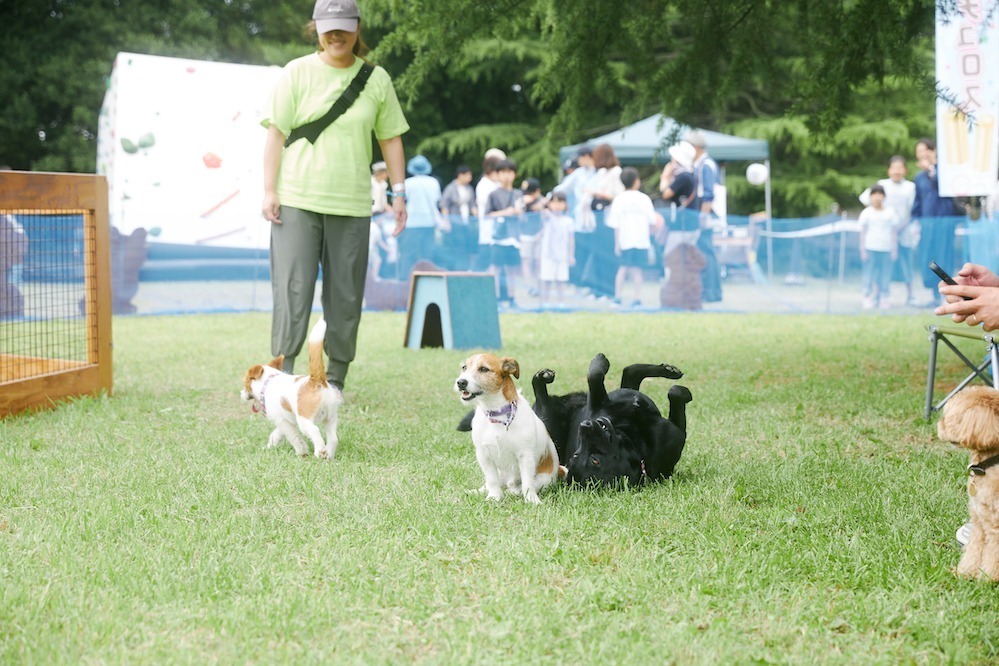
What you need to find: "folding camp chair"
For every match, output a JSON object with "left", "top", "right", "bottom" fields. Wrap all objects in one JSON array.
[{"left": 925, "top": 324, "right": 999, "bottom": 419}]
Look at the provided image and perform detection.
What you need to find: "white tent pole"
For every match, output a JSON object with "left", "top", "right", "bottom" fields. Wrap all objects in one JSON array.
[{"left": 765, "top": 158, "right": 773, "bottom": 281}]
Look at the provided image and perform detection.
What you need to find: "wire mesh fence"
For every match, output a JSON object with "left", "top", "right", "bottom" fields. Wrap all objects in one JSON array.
[
  {"left": 4, "top": 209, "right": 992, "bottom": 319},
  {"left": 1, "top": 211, "right": 94, "bottom": 383}
]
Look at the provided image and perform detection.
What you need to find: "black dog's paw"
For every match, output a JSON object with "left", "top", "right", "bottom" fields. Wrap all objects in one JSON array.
[
  {"left": 658, "top": 363, "right": 684, "bottom": 379},
  {"left": 535, "top": 368, "right": 556, "bottom": 384},
  {"left": 589, "top": 353, "right": 610, "bottom": 377},
  {"left": 668, "top": 385, "right": 693, "bottom": 403},
  {"left": 457, "top": 409, "right": 475, "bottom": 432}
]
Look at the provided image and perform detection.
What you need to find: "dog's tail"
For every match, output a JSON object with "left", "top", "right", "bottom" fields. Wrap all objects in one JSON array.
[{"left": 308, "top": 319, "right": 328, "bottom": 387}]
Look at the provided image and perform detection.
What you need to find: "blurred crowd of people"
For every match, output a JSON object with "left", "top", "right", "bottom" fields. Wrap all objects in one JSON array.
[
  {"left": 368, "top": 133, "right": 727, "bottom": 309},
  {"left": 856, "top": 137, "right": 972, "bottom": 311}
]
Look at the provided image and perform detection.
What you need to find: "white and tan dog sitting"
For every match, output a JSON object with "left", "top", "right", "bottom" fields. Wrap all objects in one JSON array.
[
  {"left": 938, "top": 386, "right": 999, "bottom": 581},
  {"left": 241, "top": 319, "right": 343, "bottom": 459},
  {"left": 455, "top": 353, "right": 563, "bottom": 504}
]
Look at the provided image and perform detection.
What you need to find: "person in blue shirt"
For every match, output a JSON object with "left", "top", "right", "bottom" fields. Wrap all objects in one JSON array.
[
  {"left": 554, "top": 147, "right": 596, "bottom": 287},
  {"left": 913, "top": 137, "right": 964, "bottom": 305},
  {"left": 687, "top": 131, "right": 723, "bottom": 303},
  {"left": 400, "top": 154, "right": 442, "bottom": 276}
]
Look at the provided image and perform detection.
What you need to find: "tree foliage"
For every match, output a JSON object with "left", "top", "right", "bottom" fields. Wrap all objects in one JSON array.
[
  {"left": 371, "top": 0, "right": 946, "bottom": 214},
  {"left": 0, "top": 0, "right": 310, "bottom": 171},
  {"left": 378, "top": 0, "right": 938, "bottom": 132},
  {"left": 0, "top": 0, "right": 961, "bottom": 217}
]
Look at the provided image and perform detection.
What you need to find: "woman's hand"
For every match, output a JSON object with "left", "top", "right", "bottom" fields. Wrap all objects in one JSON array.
[
  {"left": 262, "top": 125, "right": 285, "bottom": 223},
  {"left": 391, "top": 196, "right": 407, "bottom": 236},
  {"left": 935, "top": 287, "right": 999, "bottom": 331},
  {"left": 262, "top": 191, "right": 282, "bottom": 224},
  {"left": 956, "top": 262, "right": 999, "bottom": 289},
  {"left": 936, "top": 264, "right": 999, "bottom": 330},
  {"left": 659, "top": 162, "right": 676, "bottom": 191}
]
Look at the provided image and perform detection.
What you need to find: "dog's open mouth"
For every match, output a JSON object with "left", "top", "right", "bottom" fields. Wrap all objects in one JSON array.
[{"left": 460, "top": 390, "right": 481, "bottom": 401}]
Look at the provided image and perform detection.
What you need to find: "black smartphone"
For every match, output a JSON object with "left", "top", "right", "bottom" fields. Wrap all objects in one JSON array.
[
  {"left": 930, "top": 261, "right": 972, "bottom": 300},
  {"left": 929, "top": 261, "right": 957, "bottom": 285}
]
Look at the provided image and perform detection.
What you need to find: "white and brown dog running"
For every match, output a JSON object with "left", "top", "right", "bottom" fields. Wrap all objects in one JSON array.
[
  {"left": 241, "top": 319, "right": 343, "bottom": 459},
  {"left": 455, "top": 353, "right": 563, "bottom": 503}
]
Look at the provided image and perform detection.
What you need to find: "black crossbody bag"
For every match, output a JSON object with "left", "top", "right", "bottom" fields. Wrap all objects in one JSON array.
[{"left": 283, "top": 62, "right": 375, "bottom": 147}]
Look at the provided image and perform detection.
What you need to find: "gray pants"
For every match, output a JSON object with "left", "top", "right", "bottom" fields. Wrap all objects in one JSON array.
[{"left": 270, "top": 206, "right": 370, "bottom": 388}]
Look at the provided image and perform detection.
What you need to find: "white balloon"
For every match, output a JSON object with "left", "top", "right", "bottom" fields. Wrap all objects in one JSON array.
[{"left": 746, "top": 162, "right": 769, "bottom": 186}]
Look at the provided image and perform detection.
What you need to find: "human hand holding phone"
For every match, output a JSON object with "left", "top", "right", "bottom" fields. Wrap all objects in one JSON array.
[{"left": 930, "top": 261, "right": 972, "bottom": 300}]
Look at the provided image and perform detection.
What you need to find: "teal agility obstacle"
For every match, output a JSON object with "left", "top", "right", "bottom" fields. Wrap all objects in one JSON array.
[{"left": 404, "top": 272, "right": 502, "bottom": 349}]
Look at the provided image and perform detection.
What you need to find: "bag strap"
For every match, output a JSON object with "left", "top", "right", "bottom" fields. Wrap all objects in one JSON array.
[{"left": 284, "top": 62, "right": 375, "bottom": 148}]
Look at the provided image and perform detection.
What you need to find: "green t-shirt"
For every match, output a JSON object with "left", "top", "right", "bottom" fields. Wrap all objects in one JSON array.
[{"left": 263, "top": 54, "right": 410, "bottom": 217}]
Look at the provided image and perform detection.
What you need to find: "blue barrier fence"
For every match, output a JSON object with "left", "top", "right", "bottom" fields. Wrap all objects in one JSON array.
[{"left": 3, "top": 210, "right": 991, "bottom": 316}]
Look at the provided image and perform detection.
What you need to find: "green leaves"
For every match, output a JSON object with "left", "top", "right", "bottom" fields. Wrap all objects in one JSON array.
[{"left": 3, "top": 0, "right": 947, "bottom": 216}]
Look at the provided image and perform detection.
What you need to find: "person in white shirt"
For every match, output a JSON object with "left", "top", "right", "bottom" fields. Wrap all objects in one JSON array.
[
  {"left": 539, "top": 192, "right": 575, "bottom": 307},
  {"left": 554, "top": 147, "right": 596, "bottom": 286},
  {"left": 858, "top": 184, "right": 899, "bottom": 310},
  {"left": 370, "top": 161, "right": 391, "bottom": 215},
  {"left": 859, "top": 156, "right": 917, "bottom": 304},
  {"left": 474, "top": 148, "right": 506, "bottom": 271},
  {"left": 607, "top": 167, "right": 663, "bottom": 307}
]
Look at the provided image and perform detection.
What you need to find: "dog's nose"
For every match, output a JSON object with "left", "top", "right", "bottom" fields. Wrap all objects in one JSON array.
[{"left": 456, "top": 378, "right": 468, "bottom": 391}]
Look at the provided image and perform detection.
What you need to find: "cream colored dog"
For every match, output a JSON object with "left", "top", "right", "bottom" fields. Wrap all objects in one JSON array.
[
  {"left": 241, "top": 319, "right": 343, "bottom": 459},
  {"left": 455, "top": 353, "right": 562, "bottom": 504},
  {"left": 938, "top": 386, "right": 999, "bottom": 581}
]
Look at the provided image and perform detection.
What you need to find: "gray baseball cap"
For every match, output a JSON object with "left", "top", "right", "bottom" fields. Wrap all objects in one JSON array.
[{"left": 314, "top": 0, "right": 360, "bottom": 34}]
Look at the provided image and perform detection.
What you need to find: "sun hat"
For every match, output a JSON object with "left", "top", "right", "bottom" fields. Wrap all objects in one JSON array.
[
  {"left": 314, "top": 0, "right": 360, "bottom": 34},
  {"left": 407, "top": 155, "right": 433, "bottom": 176},
  {"left": 668, "top": 141, "right": 696, "bottom": 170}
]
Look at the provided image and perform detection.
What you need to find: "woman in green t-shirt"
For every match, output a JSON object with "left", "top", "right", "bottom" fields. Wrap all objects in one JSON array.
[{"left": 261, "top": 0, "right": 409, "bottom": 392}]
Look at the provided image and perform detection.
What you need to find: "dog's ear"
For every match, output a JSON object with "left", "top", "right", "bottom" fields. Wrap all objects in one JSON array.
[
  {"left": 939, "top": 387, "right": 999, "bottom": 451},
  {"left": 268, "top": 355, "right": 285, "bottom": 371},
  {"left": 247, "top": 364, "right": 265, "bottom": 381},
  {"left": 501, "top": 357, "right": 520, "bottom": 379}
]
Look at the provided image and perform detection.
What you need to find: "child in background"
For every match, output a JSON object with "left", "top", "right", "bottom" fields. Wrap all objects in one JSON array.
[
  {"left": 439, "top": 164, "right": 477, "bottom": 270},
  {"left": 539, "top": 191, "right": 575, "bottom": 307},
  {"left": 607, "top": 167, "right": 661, "bottom": 307},
  {"left": 858, "top": 183, "right": 899, "bottom": 309},
  {"left": 485, "top": 159, "right": 524, "bottom": 303},
  {"left": 858, "top": 156, "right": 917, "bottom": 304},
  {"left": 368, "top": 217, "right": 399, "bottom": 279},
  {"left": 519, "top": 177, "right": 545, "bottom": 298},
  {"left": 368, "top": 218, "right": 384, "bottom": 278}
]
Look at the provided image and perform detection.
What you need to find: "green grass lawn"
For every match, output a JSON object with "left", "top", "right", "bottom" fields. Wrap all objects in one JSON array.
[{"left": 3, "top": 311, "right": 998, "bottom": 664}]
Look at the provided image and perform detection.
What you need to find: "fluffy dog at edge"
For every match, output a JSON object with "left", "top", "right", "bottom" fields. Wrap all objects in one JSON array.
[
  {"left": 938, "top": 386, "right": 999, "bottom": 581},
  {"left": 241, "top": 319, "right": 343, "bottom": 459},
  {"left": 455, "top": 353, "right": 562, "bottom": 504}
]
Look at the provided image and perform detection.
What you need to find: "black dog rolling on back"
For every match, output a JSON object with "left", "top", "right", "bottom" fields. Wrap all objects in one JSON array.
[{"left": 458, "top": 353, "right": 691, "bottom": 487}]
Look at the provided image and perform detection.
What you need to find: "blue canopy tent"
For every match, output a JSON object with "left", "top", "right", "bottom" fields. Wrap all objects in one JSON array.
[
  {"left": 559, "top": 114, "right": 775, "bottom": 278},
  {"left": 558, "top": 114, "right": 769, "bottom": 165}
]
